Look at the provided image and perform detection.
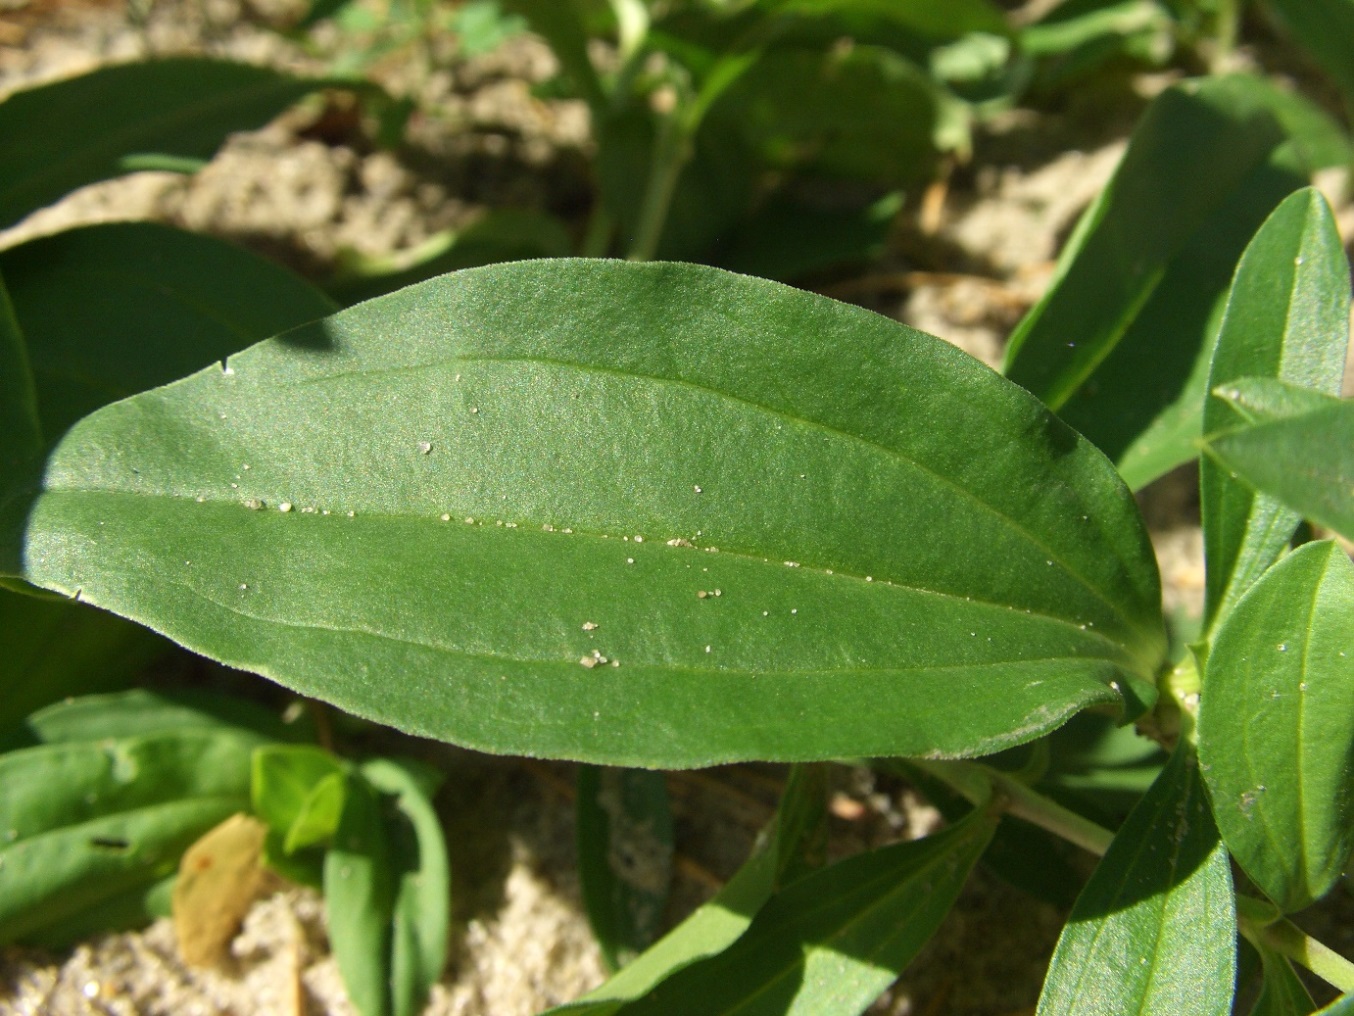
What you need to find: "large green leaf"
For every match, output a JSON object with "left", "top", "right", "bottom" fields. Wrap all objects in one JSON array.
[
  {"left": 1, "top": 261, "right": 1166, "bottom": 767},
  {"left": 614, "top": 806, "right": 996, "bottom": 1015},
  {"left": 1203, "top": 389, "right": 1354, "bottom": 543},
  {"left": 577, "top": 765, "right": 674, "bottom": 970},
  {"left": 0, "top": 727, "right": 263, "bottom": 945},
  {"left": 1, "top": 221, "right": 336, "bottom": 441},
  {"left": 1197, "top": 540, "right": 1354, "bottom": 913},
  {"left": 1004, "top": 74, "right": 1345, "bottom": 490},
  {"left": 1036, "top": 743, "right": 1235, "bottom": 1015},
  {"left": 0, "top": 58, "right": 346, "bottom": 229},
  {"left": 1200, "top": 188, "right": 1350, "bottom": 632},
  {"left": 0, "top": 223, "right": 332, "bottom": 723}
]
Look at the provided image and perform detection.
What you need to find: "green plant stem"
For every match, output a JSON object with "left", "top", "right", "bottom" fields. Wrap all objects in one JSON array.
[
  {"left": 1237, "top": 899, "right": 1354, "bottom": 994},
  {"left": 910, "top": 758, "right": 1112, "bottom": 857},
  {"left": 581, "top": 202, "right": 614, "bottom": 258},
  {"left": 1209, "top": 0, "right": 1240, "bottom": 69},
  {"left": 626, "top": 108, "right": 692, "bottom": 262}
]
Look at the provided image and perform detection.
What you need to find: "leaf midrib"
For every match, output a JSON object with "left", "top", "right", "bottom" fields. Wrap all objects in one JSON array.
[
  {"left": 148, "top": 572, "right": 1134, "bottom": 677},
  {"left": 222, "top": 349, "right": 1156, "bottom": 649},
  {"left": 32, "top": 487, "right": 1134, "bottom": 657}
]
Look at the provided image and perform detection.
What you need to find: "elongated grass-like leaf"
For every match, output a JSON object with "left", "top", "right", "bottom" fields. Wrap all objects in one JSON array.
[
  {"left": 1, "top": 260, "right": 1165, "bottom": 767},
  {"left": 1200, "top": 188, "right": 1349, "bottom": 631},
  {"left": 577, "top": 766, "right": 674, "bottom": 970},
  {"left": 362, "top": 759, "right": 450, "bottom": 1016},
  {"left": 1036, "top": 744, "right": 1235, "bottom": 1015},
  {"left": 555, "top": 763, "right": 829, "bottom": 1015},
  {"left": 0, "top": 271, "right": 40, "bottom": 482},
  {"left": 615, "top": 807, "right": 996, "bottom": 1015},
  {"left": 1005, "top": 75, "right": 1346, "bottom": 490}
]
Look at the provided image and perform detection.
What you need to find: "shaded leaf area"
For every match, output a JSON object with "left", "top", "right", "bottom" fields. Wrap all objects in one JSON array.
[
  {"left": 327, "top": 209, "right": 574, "bottom": 306},
  {"left": 1019, "top": 0, "right": 1177, "bottom": 91},
  {"left": 3, "top": 261, "right": 1165, "bottom": 766},
  {"left": 0, "top": 221, "right": 336, "bottom": 442},
  {"left": 0, "top": 687, "right": 307, "bottom": 752},
  {"left": 0, "top": 692, "right": 279, "bottom": 947},
  {"left": 1264, "top": 0, "right": 1354, "bottom": 108},
  {"left": 1247, "top": 941, "right": 1315, "bottom": 1016},
  {"left": 1036, "top": 744, "right": 1235, "bottom": 1015},
  {"left": 1198, "top": 541, "right": 1354, "bottom": 914},
  {"left": 886, "top": 714, "right": 1165, "bottom": 910},
  {"left": 0, "top": 222, "right": 334, "bottom": 724},
  {"left": 714, "top": 45, "right": 948, "bottom": 184},
  {"left": 1203, "top": 385, "right": 1354, "bottom": 543},
  {"left": 577, "top": 766, "right": 674, "bottom": 971},
  {"left": 557, "top": 763, "right": 830, "bottom": 1016},
  {"left": 1316, "top": 994, "right": 1354, "bottom": 1014},
  {"left": 1004, "top": 74, "right": 1349, "bottom": 491},
  {"left": 0, "top": 592, "right": 169, "bottom": 731},
  {"left": 1200, "top": 187, "right": 1350, "bottom": 631},
  {"left": 0, "top": 270, "right": 41, "bottom": 484},
  {"left": 324, "top": 760, "right": 450, "bottom": 1016},
  {"left": 614, "top": 807, "right": 996, "bottom": 1016},
  {"left": 0, "top": 58, "right": 352, "bottom": 229},
  {"left": 885, "top": 757, "right": 1086, "bottom": 909}
]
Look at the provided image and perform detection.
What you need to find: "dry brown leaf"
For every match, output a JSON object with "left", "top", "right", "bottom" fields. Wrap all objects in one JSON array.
[{"left": 172, "top": 812, "right": 270, "bottom": 968}]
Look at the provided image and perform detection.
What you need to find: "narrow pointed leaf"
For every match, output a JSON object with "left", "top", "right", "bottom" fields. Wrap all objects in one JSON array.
[
  {"left": 1200, "top": 187, "right": 1349, "bottom": 630},
  {"left": 577, "top": 765, "right": 674, "bottom": 970},
  {"left": 615, "top": 807, "right": 996, "bottom": 1016},
  {"left": 1, "top": 222, "right": 336, "bottom": 441},
  {"left": 768, "top": 762, "right": 828, "bottom": 889},
  {"left": 1198, "top": 540, "right": 1354, "bottom": 913},
  {"left": 325, "top": 772, "right": 396, "bottom": 1016},
  {"left": 1004, "top": 75, "right": 1344, "bottom": 490},
  {"left": 361, "top": 758, "right": 451, "bottom": 1016},
  {"left": 554, "top": 761, "right": 841, "bottom": 1015},
  {"left": 1316, "top": 995, "right": 1354, "bottom": 1014},
  {"left": 1203, "top": 398, "right": 1354, "bottom": 542},
  {"left": 2, "top": 260, "right": 1165, "bottom": 767},
  {"left": 1036, "top": 744, "right": 1235, "bottom": 1016},
  {"left": 1248, "top": 942, "right": 1315, "bottom": 1016},
  {"left": 0, "top": 58, "right": 342, "bottom": 229},
  {"left": 0, "top": 270, "right": 41, "bottom": 486}
]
